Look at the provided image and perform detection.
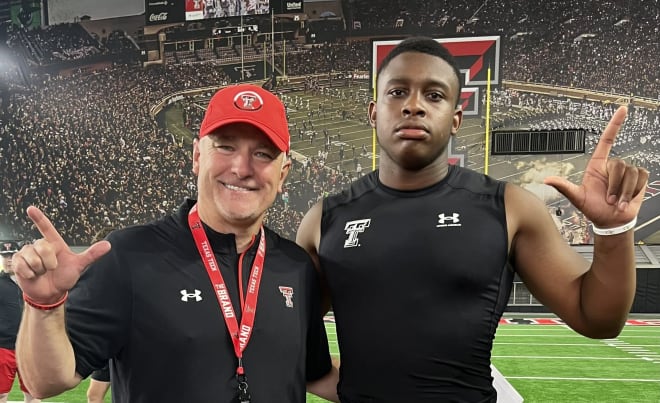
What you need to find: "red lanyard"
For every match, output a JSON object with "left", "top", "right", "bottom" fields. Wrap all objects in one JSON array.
[{"left": 188, "top": 203, "right": 265, "bottom": 377}]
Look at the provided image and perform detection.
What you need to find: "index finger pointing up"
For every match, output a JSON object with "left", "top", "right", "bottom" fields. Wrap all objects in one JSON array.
[
  {"left": 26, "top": 206, "right": 67, "bottom": 249},
  {"left": 592, "top": 105, "right": 628, "bottom": 161}
]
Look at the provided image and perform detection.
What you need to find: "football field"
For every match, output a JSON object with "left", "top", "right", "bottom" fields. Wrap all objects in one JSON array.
[
  {"left": 165, "top": 84, "right": 660, "bottom": 244},
  {"left": 307, "top": 318, "right": 660, "bottom": 403},
  {"left": 10, "top": 318, "right": 659, "bottom": 402}
]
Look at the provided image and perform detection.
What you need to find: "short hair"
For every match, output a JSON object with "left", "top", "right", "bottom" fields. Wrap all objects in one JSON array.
[{"left": 376, "top": 36, "right": 463, "bottom": 106}]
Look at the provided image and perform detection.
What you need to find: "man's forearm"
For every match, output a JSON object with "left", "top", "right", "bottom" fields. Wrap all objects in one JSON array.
[
  {"left": 16, "top": 306, "right": 82, "bottom": 398},
  {"left": 580, "top": 231, "right": 636, "bottom": 338},
  {"left": 307, "top": 359, "right": 340, "bottom": 402}
]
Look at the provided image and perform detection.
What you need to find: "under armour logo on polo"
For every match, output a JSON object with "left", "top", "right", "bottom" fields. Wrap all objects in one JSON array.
[
  {"left": 436, "top": 213, "right": 462, "bottom": 227},
  {"left": 180, "top": 289, "right": 202, "bottom": 302},
  {"left": 279, "top": 286, "right": 294, "bottom": 308},
  {"left": 343, "top": 218, "right": 371, "bottom": 248}
]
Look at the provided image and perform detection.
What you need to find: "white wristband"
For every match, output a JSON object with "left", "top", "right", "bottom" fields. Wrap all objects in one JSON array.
[{"left": 592, "top": 217, "right": 637, "bottom": 236}]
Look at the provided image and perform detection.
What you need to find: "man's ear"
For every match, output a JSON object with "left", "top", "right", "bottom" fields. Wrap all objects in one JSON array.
[
  {"left": 192, "top": 137, "right": 201, "bottom": 175},
  {"left": 278, "top": 154, "right": 292, "bottom": 192},
  {"left": 368, "top": 100, "right": 377, "bottom": 129}
]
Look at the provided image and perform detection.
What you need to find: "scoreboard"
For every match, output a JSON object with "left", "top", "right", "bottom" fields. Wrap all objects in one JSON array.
[{"left": 145, "top": 0, "right": 304, "bottom": 26}]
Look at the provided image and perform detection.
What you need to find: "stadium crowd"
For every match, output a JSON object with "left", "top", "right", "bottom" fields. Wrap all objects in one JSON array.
[
  {"left": 0, "top": 0, "right": 658, "bottom": 245},
  {"left": 343, "top": 0, "right": 660, "bottom": 100}
]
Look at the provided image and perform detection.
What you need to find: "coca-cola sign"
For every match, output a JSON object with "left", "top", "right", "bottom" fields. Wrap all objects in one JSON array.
[
  {"left": 145, "top": 0, "right": 184, "bottom": 25},
  {"left": 149, "top": 12, "right": 168, "bottom": 22}
]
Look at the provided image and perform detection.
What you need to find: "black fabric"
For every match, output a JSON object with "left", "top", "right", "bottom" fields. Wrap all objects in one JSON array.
[
  {"left": 0, "top": 273, "right": 22, "bottom": 350},
  {"left": 67, "top": 199, "right": 331, "bottom": 403},
  {"left": 90, "top": 364, "right": 110, "bottom": 382},
  {"left": 319, "top": 166, "right": 512, "bottom": 402}
]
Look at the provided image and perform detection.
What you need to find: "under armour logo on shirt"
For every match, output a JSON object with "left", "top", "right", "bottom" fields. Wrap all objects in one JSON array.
[
  {"left": 180, "top": 289, "right": 203, "bottom": 302},
  {"left": 436, "top": 213, "right": 462, "bottom": 227}
]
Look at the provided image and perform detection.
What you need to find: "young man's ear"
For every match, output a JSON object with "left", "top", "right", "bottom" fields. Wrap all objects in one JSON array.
[
  {"left": 451, "top": 107, "right": 463, "bottom": 136},
  {"left": 368, "top": 100, "right": 377, "bottom": 129}
]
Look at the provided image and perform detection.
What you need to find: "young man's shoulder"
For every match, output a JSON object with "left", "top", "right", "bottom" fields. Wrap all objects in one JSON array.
[
  {"left": 447, "top": 165, "right": 507, "bottom": 194},
  {"left": 324, "top": 170, "right": 379, "bottom": 205},
  {"left": 264, "top": 226, "right": 314, "bottom": 263}
]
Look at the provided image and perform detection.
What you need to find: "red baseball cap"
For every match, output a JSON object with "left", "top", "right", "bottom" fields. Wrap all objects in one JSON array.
[{"left": 199, "top": 84, "right": 290, "bottom": 153}]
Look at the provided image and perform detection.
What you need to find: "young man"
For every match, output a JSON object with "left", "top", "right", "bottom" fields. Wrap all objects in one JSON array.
[
  {"left": 296, "top": 37, "right": 648, "bottom": 402},
  {"left": 13, "top": 84, "right": 338, "bottom": 402},
  {"left": 0, "top": 241, "right": 40, "bottom": 403}
]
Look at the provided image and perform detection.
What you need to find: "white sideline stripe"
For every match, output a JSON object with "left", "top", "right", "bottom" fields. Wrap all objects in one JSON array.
[
  {"left": 491, "top": 365, "right": 524, "bottom": 403},
  {"left": 494, "top": 342, "right": 660, "bottom": 347},
  {"left": 504, "top": 376, "right": 660, "bottom": 382},
  {"left": 492, "top": 355, "right": 644, "bottom": 360},
  {"left": 497, "top": 328, "right": 660, "bottom": 332},
  {"left": 497, "top": 334, "right": 657, "bottom": 338}
]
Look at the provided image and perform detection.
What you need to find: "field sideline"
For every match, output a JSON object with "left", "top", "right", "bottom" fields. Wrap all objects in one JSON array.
[{"left": 8, "top": 318, "right": 659, "bottom": 402}]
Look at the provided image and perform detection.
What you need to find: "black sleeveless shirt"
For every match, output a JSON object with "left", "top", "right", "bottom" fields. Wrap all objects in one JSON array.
[{"left": 320, "top": 165, "right": 513, "bottom": 402}]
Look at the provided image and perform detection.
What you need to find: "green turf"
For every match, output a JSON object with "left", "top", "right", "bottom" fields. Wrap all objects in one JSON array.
[
  {"left": 492, "top": 324, "right": 660, "bottom": 402},
  {"left": 12, "top": 323, "right": 658, "bottom": 402},
  {"left": 6, "top": 377, "right": 100, "bottom": 402}
]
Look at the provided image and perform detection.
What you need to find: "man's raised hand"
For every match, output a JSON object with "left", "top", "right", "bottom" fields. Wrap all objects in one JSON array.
[
  {"left": 13, "top": 206, "right": 111, "bottom": 304},
  {"left": 544, "top": 105, "right": 648, "bottom": 228}
]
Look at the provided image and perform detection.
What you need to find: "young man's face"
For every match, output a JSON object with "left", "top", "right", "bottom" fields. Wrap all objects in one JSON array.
[
  {"left": 192, "top": 122, "right": 290, "bottom": 229},
  {"left": 370, "top": 51, "right": 463, "bottom": 171}
]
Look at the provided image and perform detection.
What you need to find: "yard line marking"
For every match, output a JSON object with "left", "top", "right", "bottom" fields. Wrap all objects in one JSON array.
[
  {"left": 496, "top": 334, "right": 655, "bottom": 338},
  {"left": 492, "top": 356, "right": 645, "bottom": 360},
  {"left": 494, "top": 342, "right": 660, "bottom": 347},
  {"left": 498, "top": 327, "right": 660, "bottom": 331},
  {"left": 504, "top": 376, "right": 660, "bottom": 382},
  {"left": 500, "top": 334, "right": 658, "bottom": 338},
  {"left": 604, "top": 338, "right": 660, "bottom": 363},
  {"left": 496, "top": 334, "right": 588, "bottom": 337}
]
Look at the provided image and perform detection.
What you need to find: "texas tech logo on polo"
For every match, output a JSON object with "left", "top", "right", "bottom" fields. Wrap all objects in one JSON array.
[
  {"left": 233, "top": 90, "right": 264, "bottom": 111},
  {"left": 279, "top": 286, "right": 294, "bottom": 308},
  {"left": 344, "top": 218, "right": 371, "bottom": 248}
]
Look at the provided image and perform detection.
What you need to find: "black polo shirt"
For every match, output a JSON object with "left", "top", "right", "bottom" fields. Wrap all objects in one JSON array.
[
  {"left": 0, "top": 272, "right": 22, "bottom": 350},
  {"left": 67, "top": 199, "right": 331, "bottom": 402}
]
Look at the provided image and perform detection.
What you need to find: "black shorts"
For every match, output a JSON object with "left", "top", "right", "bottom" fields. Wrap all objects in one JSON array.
[{"left": 90, "top": 364, "right": 110, "bottom": 382}]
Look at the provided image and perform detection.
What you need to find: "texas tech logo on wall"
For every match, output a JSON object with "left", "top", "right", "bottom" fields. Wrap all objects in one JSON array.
[{"left": 370, "top": 36, "right": 501, "bottom": 166}]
